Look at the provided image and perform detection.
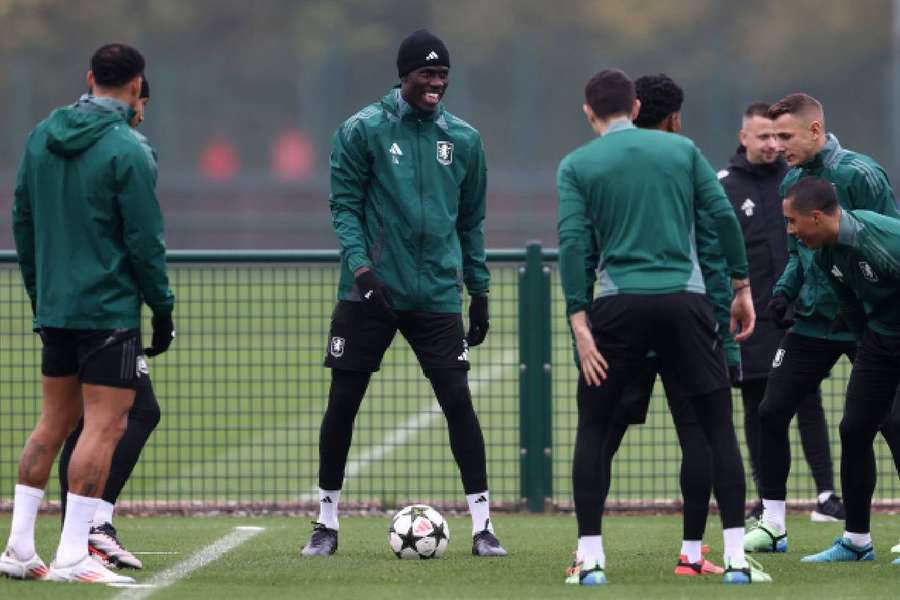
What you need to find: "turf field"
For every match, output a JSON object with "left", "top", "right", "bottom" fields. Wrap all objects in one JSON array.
[
  {"left": 1, "top": 261, "right": 898, "bottom": 510},
  {"left": 0, "top": 514, "right": 898, "bottom": 599}
]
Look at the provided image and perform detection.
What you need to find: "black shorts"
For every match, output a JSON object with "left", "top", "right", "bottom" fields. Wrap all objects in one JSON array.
[
  {"left": 587, "top": 293, "right": 728, "bottom": 397},
  {"left": 323, "top": 301, "right": 469, "bottom": 373},
  {"left": 41, "top": 328, "right": 149, "bottom": 390}
]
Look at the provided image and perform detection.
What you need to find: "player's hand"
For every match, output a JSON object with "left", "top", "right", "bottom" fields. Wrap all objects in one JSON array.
[
  {"left": 355, "top": 268, "right": 397, "bottom": 324},
  {"left": 570, "top": 311, "right": 608, "bottom": 386},
  {"left": 730, "top": 285, "right": 755, "bottom": 342},
  {"left": 145, "top": 314, "right": 175, "bottom": 357},
  {"left": 766, "top": 293, "right": 794, "bottom": 329},
  {"left": 465, "top": 295, "right": 490, "bottom": 347}
]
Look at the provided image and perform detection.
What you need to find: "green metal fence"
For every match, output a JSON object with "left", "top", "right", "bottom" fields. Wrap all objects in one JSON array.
[{"left": 1, "top": 246, "right": 897, "bottom": 513}]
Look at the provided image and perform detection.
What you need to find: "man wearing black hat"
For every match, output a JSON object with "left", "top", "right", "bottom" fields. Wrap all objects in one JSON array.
[{"left": 301, "top": 29, "right": 505, "bottom": 558}]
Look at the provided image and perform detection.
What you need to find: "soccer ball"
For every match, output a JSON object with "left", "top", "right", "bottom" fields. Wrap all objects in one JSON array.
[{"left": 388, "top": 504, "right": 450, "bottom": 559}]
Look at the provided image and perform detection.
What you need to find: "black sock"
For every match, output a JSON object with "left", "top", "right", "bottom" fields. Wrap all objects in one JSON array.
[
  {"left": 317, "top": 369, "right": 371, "bottom": 491},
  {"left": 425, "top": 368, "right": 487, "bottom": 494}
]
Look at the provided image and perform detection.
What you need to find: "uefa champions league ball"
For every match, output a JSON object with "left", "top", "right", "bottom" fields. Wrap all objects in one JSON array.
[{"left": 388, "top": 504, "right": 450, "bottom": 559}]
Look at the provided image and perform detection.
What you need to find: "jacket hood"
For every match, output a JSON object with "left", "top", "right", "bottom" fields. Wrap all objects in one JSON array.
[
  {"left": 728, "top": 145, "right": 787, "bottom": 177},
  {"left": 45, "top": 95, "right": 132, "bottom": 158}
]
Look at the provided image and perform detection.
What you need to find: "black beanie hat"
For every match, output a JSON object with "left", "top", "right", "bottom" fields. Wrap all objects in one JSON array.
[{"left": 397, "top": 29, "right": 450, "bottom": 77}]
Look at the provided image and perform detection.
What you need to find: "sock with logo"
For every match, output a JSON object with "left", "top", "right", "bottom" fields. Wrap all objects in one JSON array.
[
  {"left": 8, "top": 484, "right": 43, "bottom": 559},
  {"left": 761, "top": 498, "right": 786, "bottom": 532},
  {"left": 92, "top": 500, "right": 115, "bottom": 527},
  {"left": 56, "top": 493, "right": 100, "bottom": 566},
  {"left": 723, "top": 527, "right": 747, "bottom": 568},
  {"left": 843, "top": 531, "right": 872, "bottom": 548},
  {"left": 317, "top": 489, "right": 341, "bottom": 530},
  {"left": 577, "top": 535, "right": 605, "bottom": 568},
  {"left": 466, "top": 491, "right": 493, "bottom": 535},
  {"left": 318, "top": 369, "right": 371, "bottom": 493},
  {"left": 425, "top": 369, "right": 488, "bottom": 497},
  {"left": 681, "top": 539, "right": 702, "bottom": 564}
]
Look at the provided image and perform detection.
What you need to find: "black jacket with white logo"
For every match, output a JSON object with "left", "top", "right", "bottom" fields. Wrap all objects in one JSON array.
[{"left": 718, "top": 146, "right": 789, "bottom": 380}]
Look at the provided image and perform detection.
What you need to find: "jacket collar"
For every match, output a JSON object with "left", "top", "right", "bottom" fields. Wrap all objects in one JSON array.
[
  {"left": 384, "top": 86, "right": 443, "bottom": 123},
  {"left": 75, "top": 93, "right": 134, "bottom": 123},
  {"left": 728, "top": 145, "right": 786, "bottom": 177},
  {"left": 801, "top": 133, "right": 843, "bottom": 171},
  {"left": 603, "top": 118, "right": 635, "bottom": 136},
  {"left": 836, "top": 208, "right": 862, "bottom": 246}
]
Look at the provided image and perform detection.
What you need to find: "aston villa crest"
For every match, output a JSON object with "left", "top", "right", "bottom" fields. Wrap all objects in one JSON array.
[{"left": 436, "top": 141, "right": 454, "bottom": 165}]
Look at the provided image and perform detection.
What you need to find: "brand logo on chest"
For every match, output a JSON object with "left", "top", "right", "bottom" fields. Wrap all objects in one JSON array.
[
  {"left": 858, "top": 261, "right": 879, "bottom": 282},
  {"left": 741, "top": 198, "right": 755, "bottom": 217},
  {"left": 436, "top": 141, "right": 454, "bottom": 165}
]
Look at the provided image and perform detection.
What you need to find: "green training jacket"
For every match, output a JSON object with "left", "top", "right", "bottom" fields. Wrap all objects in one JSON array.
[
  {"left": 330, "top": 87, "right": 489, "bottom": 312},
  {"left": 12, "top": 95, "right": 174, "bottom": 329},
  {"left": 558, "top": 120, "right": 748, "bottom": 317},
  {"left": 817, "top": 210, "right": 900, "bottom": 337},
  {"left": 774, "top": 134, "right": 900, "bottom": 340}
]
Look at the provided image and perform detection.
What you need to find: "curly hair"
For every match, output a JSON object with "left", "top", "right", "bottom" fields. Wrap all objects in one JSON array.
[{"left": 634, "top": 74, "right": 683, "bottom": 128}]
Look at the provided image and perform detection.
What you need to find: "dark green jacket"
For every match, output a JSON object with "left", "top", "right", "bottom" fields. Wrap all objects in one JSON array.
[
  {"left": 12, "top": 95, "right": 174, "bottom": 329},
  {"left": 330, "top": 87, "right": 489, "bottom": 312},
  {"left": 774, "top": 134, "right": 899, "bottom": 340},
  {"left": 817, "top": 210, "right": 900, "bottom": 337},
  {"left": 558, "top": 120, "right": 748, "bottom": 317}
]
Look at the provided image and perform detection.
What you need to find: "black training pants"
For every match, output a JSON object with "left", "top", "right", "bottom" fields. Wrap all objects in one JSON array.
[{"left": 841, "top": 329, "right": 900, "bottom": 533}]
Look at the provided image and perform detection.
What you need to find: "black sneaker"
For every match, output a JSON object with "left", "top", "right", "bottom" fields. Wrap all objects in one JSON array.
[
  {"left": 811, "top": 493, "right": 846, "bottom": 522},
  {"left": 472, "top": 530, "right": 508, "bottom": 557},
  {"left": 745, "top": 499, "right": 763, "bottom": 527},
  {"left": 300, "top": 522, "right": 338, "bottom": 556}
]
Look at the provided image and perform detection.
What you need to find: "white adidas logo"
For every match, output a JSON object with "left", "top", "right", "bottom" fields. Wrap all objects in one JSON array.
[
  {"left": 389, "top": 142, "right": 403, "bottom": 164},
  {"left": 426, "top": 50, "right": 439, "bottom": 61}
]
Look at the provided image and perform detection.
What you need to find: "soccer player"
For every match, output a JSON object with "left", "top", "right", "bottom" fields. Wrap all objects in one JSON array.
[
  {"left": 56, "top": 75, "right": 162, "bottom": 571},
  {"left": 558, "top": 69, "right": 770, "bottom": 585},
  {"left": 744, "top": 94, "right": 900, "bottom": 555},
  {"left": 301, "top": 30, "right": 505, "bottom": 558},
  {"left": 776, "top": 176, "right": 900, "bottom": 563},
  {"left": 1, "top": 43, "right": 174, "bottom": 584},
  {"left": 600, "top": 73, "right": 730, "bottom": 576},
  {"left": 719, "top": 102, "right": 844, "bottom": 524}
]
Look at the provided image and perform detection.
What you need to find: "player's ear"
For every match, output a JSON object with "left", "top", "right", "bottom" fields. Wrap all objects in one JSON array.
[
  {"left": 630, "top": 98, "right": 641, "bottom": 121},
  {"left": 86, "top": 70, "right": 95, "bottom": 91},
  {"left": 582, "top": 103, "right": 595, "bottom": 123}
]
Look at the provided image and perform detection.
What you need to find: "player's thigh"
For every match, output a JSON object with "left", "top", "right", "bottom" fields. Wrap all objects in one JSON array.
[
  {"left": 844, "top": 330, "right": 900, "bottom": 430},
  {"left": 652, "top": 293, "right": 728, "bottom": 396},
  {"left": 81, "top": 383, "right": 135, "bottom": 438},
  {"left": 75, "top": 328, "right": 146, "bottom": 389},
  {"left": 616, "top": 357, "right": 658, "bottom": 426},
  {"left": 38, "top": 328, "right": 84, "bottom": 433},
  {"left": 323, "top": 300, "right": 396, "bottom": 373},
  {"left": 401, "top": 311, "right": 469, "bottom": 371},
  {"left": 762, "top": 334, "right": 847, "bottom": 418}
]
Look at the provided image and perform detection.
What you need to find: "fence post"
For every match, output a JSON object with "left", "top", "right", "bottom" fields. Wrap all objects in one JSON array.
[{"left": 518, "top": 241, "right": 553, "bottom": 512}]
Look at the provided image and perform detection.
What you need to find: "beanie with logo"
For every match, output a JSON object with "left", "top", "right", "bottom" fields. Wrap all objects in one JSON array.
[{"left": 397, "top": 29, "right": 450, "bottom": 77}]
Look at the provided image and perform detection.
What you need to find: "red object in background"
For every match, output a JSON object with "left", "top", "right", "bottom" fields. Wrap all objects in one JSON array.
[
  {"left": 199, "top": 137, "right": 240, "bottom": 182},
  {"left": 271, "top": 130, "right": 315, "bottom": 181}
]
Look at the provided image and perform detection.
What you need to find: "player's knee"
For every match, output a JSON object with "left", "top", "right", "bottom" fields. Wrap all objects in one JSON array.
[
  {"left": 131, "top": 396, "right": 161, "bottom": 431},
  {"left": 426, "top": 369, "right": 472, "bottom": 414},
  {"left": 757, "top": 400, "right": 791, "bottom": 431},
  {"left": 839, "top": 412, "right": 876, "bottom": 445}
]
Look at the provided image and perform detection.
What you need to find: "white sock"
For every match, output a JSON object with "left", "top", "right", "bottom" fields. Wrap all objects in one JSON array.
[
  {"left": 817, "top": 490, "right": 834, "bottom": 504},
  {"left": 8, "top": 484, "right": 43, "bottom": 559},
  {"left": 56, "top": 494, "right": 99, "bottom": 566},
  {"left": 92, "top": 500, "right": 115, "bottom": 526},
  {"left": 317, "top": 489, "right": 340, "bottom": 530},
  {"left": 466, "top": 491, "right": 493, "bottom": 535},
  {"left": 761, "top": 498, "right": 786, "bottom": 531},
  {"left": 844, "top": 531, "right": 872, "bottom": 547},
  {"left": 577, "top": 535, "right": 605, "bottom": 568},
  {"left": 681, "top": 540, "right": 702, "bottom": 563},
  {"left": 723, "top": 527, "right": 746, "bottom": 567}
]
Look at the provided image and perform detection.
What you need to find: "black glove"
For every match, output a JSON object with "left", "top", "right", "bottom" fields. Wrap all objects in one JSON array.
[
  {"left": 766, "top": 293, "right": 794, "bottom": 330},
  {"left": 356, "top": 269, "right": 397, "bottom": 323},
  {"left": 466, "top": 295, "right": 490, "bottom": 347},
  {"left": 145, "top": 314, "right": 175, "bottom": 357},
  {"left": 729, "top": 363, "right": 743, "bottom": 387}
]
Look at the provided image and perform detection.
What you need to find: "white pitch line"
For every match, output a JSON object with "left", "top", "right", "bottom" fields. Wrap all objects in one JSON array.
[
  {"left": 111, "top": 526, "right": 264, "bottom": 599},
  {"left": 300, "top": 349, "right": 518, "bottom": 501}
]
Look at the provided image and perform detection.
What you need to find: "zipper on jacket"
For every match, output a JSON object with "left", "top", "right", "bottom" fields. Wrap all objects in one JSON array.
[{"left": 416, "top": 119, "right": 425, "bottom": 304}]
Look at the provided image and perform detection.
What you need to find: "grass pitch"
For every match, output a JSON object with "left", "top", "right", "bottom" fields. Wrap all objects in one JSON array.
[{"left": 1, "top": 514, "right": 898, "bottom": 599}]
